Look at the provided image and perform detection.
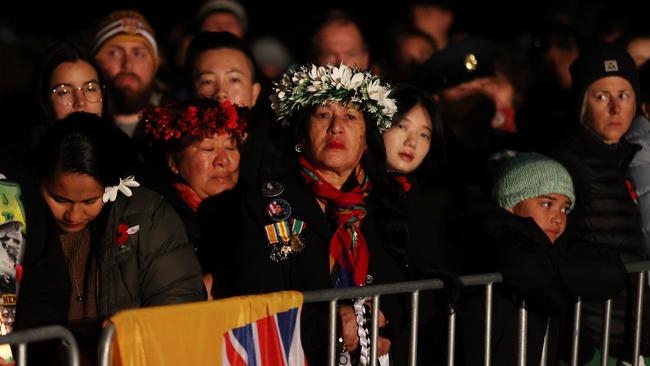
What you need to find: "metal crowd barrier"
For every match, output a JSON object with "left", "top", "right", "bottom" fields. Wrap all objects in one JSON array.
[
  {"left": 0, "top": 325, "right": 80, "bottom": 366},
  {"left": 96, "top": 261, "right": 650, "bottom": 366},
  {"left": 302, "top": 261, "right": 650, "bottom": 366}
]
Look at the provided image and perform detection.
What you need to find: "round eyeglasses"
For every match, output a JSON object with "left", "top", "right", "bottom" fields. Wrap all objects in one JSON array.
[{"left": 50, "top": 82, "right": 104, "bottom": 106}]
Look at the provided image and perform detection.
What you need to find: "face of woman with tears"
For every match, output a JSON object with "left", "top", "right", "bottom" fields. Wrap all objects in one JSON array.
[{"left": 302, "top": 102, "right": 367, "bottom": 187}]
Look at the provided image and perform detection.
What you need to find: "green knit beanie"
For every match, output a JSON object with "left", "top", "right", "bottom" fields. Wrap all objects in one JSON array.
[{"left": 493, "top": 152, "right": 575, "bottom": 210}]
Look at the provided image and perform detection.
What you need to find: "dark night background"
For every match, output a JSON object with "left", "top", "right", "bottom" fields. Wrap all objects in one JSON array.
[
  {"left": 1, "top": 0, "right": 649, "bottom": 146},
  {"left": 3, "top": 0, "right": 650, "bottom": 60}
]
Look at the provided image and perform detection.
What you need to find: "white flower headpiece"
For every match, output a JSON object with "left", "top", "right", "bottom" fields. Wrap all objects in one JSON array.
[
  {"left": 103, "top": 175, "right": 140, "bottom": 203},
  {"left": 270, "top": 64, "right": 397, "bottom": 133}
]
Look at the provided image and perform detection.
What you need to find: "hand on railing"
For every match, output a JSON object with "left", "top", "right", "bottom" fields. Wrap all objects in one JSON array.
[{"left": 338, "top": 305, "right": 391, "bottom": 356}]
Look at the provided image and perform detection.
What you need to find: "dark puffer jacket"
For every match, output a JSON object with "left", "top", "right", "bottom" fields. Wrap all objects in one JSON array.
[
  {"left": 15, "top": 186, "right": 205, "bottom": 365},
  {"left": 552, "top": 125, "right": 644, "bottom": 261},
  {"left": 551, "top": 125, "right": 647, "bottom": 362},
  {"left": 96, "top": 186, "right": 205, "bottom": 318}
]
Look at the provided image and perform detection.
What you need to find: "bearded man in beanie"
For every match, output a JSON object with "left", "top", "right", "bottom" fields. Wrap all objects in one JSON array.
[
  {"left": 449, "top": 151, "right": 625, "bottom": 366},
  {"left": 551, "top": 43, "right": 648, "bottom": 365},
  {"left": 94, "top": 10, "right": 164, "bottom": 138}
]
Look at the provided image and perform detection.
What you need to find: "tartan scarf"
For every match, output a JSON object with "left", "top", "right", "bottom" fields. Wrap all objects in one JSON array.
[{"left": 299, "top": 155, "right": 371, "bottom": 288}]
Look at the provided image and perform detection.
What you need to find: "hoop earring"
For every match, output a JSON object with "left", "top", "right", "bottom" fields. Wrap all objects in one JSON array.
[{"left": 295, "top": 144, "right": 302, "bottom": 153}]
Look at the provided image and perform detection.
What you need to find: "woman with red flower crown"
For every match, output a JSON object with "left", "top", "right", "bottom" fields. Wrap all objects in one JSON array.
[
  {"left": 22, "top": 113, "right": 204, "bottom": 364},
  {"left": 141, "top": 97, "right": 249, "bottom": 299}
]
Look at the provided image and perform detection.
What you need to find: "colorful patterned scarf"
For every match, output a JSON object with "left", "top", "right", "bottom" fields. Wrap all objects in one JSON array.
[
  {"left": 173, "top": 182, "right": 202, "bottom": 213},
  {"left": 299, "top": 155, "right": 371, "bottom": 288}
]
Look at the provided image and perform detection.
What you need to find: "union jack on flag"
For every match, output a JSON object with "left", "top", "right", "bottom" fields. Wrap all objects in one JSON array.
[{"left": 222, "top": 306, "right": 308, "bottom": 366}]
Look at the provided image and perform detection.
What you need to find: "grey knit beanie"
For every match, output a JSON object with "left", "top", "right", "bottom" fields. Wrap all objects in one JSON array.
[{"left": 493, "top": 152, "right": 575, "bottom": 210}]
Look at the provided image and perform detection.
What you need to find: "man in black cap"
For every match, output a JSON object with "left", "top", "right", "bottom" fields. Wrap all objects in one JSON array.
[
  {"left": 419, "top": 38, "right": 496, "bottom": 95},
  {"left": 417, "top": 38, "right": 515, "bottom": 186}
]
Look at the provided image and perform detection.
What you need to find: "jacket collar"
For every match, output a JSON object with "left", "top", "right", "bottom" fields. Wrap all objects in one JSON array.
[{"left": 573, "top": 124, "right": 641, "bottom": 169}]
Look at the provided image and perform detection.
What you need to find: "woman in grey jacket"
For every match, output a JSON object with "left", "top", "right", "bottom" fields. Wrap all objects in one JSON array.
[
  {"left": 25, "top": 113, "right": 204, "bottom": 364},
  {"left": 626, "top": 62, "right": 650, "bottom": 253}
]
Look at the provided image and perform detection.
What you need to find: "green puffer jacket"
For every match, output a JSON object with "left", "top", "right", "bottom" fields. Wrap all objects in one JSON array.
[{"left": 96, "top": 186, "right": 205, "bottom": 318}]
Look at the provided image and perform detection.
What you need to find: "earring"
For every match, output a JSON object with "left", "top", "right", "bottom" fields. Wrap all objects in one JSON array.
[{"left": 295, "top": 144, "right": 302, "bottom": 153}]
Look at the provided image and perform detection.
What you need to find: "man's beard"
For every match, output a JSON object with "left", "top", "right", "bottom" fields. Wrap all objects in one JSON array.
[{"left": 109, "top": 72, "right": 154, "bottom": 115}]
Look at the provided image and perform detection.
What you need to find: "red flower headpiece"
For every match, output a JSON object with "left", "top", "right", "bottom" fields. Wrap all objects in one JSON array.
[{"left": 142, "top": 98, "right": 248, "bottom": 141}]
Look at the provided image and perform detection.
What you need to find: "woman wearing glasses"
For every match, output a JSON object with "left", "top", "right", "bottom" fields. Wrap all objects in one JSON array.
[{"left": 39, "top": 41, "right": 108, "bottom": 122}]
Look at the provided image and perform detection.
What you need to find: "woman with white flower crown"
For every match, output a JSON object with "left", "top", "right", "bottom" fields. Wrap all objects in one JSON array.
[
  {"left": 24, "top": 112, "right": 204, "bottom": 364},
  {"left": 203, "top": 63, "right": 407, "bottom": 365}
]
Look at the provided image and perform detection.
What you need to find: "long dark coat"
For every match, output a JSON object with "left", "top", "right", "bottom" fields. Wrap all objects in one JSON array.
[{"left": 201, "top": 164, "right": 408, "bottom": 365}]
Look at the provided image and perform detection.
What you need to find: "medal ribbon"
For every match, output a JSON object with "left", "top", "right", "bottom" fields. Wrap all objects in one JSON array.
[
  {"left": 291, "top": 219, "right": 306, "bottom": 234},
  {"left": 264, "top": 224, "right": 279, "bottom": 245},
  {"left": 274, "top": 221, "right": 291, "bottom": 243}
]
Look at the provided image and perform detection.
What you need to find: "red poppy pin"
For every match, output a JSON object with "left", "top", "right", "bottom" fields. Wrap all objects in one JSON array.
[
  {"left": 626, "top": 179, "right": 639, "bottom": 205},
  {"left": 116, "top": 224, "right": 140, "bottom": 247},
  {"left": 116, "top": 224, "right": 129, "bottom": 246}
]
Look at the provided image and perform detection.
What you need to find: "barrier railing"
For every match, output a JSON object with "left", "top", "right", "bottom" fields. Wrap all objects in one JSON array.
[
  {"left": 96, "top": 261, "right": 650, "bottom": 366},
  {"left": 0, "top": 325, "right": 80, "bottom": 366}
]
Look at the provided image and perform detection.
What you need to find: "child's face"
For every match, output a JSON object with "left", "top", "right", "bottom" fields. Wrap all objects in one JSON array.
[{"left": 509, "top": 193, "right": 571, "bottom": 244}]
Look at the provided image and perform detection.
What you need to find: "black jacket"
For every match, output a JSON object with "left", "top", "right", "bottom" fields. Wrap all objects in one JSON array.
[
  {"left": 15, "top": 185, "right": 205, "bottom": 364},
  {"left": 551, "top": 125, "right": 648, "bottom": 362},
  {"left": 94, "top": 186, "right": 205, "bottom": 318},
  {"left": 450, "top": 204, "right": 626, "bottom": 366},
  {"left": 389, "top": 175, "right": 467, "bottom": 365},
  {"left": 552, "top": 125, "right": 644, "bottom": 261},
  {"left": 201, "top": 166, "right": 407, "bottom": 365}
]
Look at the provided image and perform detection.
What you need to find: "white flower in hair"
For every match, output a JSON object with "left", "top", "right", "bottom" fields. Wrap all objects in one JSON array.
[
  {"left": 331, "top": 65, "right": 352, "bottom": 89},
  {"left": 102, "top": 175, "right": 141, "bottom": 203},
  {"left": 350, "top": 72, "right": 365, "bottom": 90}
]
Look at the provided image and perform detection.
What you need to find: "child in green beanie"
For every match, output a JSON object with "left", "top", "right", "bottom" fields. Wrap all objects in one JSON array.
[
  {"left": 493, "top": 151, "right": 575, "bottom": 244},
  {"left": 451, "top": 151, "right": 627, "bottom": 366}
]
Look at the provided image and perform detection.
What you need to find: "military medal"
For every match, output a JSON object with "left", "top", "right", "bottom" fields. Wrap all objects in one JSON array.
[
  {"left": 289, "top": 219, "right": 306, "bottom": 253},
  {"left": 289, "top": 233, "right": 305, "bottom": 252},
  {"left": 266, "top": 199, "right": 291, "bottom": 222},
  {"left": 263, "top": 218, "right": 308, "bottom": 262},
  {"left": 261, "top": 181, "right": 284, "bottom": 197}
]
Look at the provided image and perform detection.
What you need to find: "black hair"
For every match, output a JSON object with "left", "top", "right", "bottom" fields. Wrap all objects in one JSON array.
[
  {"left": 388, "top": 84, "right": 446, "bottom": 183},
  {"left": 185, "top": 31, "right": 260, "bottom": 93},
  {"left": 33, "top": 112, "right": 134, "bottom": 187},
  {"left": 38, "top": 41, "right": 109, "bottom": 123}
]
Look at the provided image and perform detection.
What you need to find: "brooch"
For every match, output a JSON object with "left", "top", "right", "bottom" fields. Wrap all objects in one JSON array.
[
  {"left": 261, "top": 181, "right": 284, "bottom": 197},
  {"left": 266, "top": 199, "right": 291, "bottom": 222}
]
